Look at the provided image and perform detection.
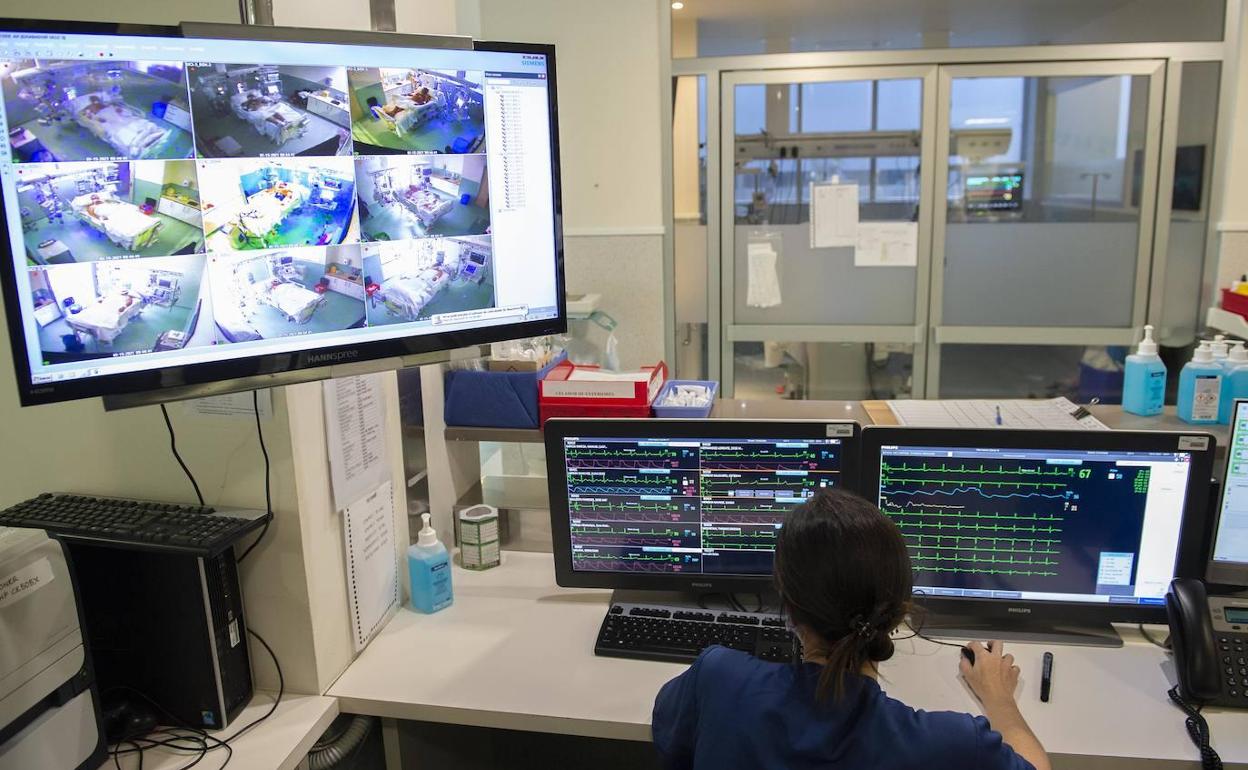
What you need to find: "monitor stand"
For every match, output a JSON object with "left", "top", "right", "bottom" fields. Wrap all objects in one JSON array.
[{"left": 913, "top": 612, "right": 1123, "bottom": 648}]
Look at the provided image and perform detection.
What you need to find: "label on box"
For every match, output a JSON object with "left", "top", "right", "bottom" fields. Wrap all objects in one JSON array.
[
  {"left": 0, "top": 557, "right": 54, "bottom": 609},
  {"left": 461, "top": 518, "right": 499, "bottom": 545},
  {"left": 462, "top": 540, "right": 500, "bottom": 568}
]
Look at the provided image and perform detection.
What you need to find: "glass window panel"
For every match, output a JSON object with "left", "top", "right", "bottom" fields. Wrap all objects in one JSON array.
[
  {"left": 798, "top": 81, "right": 873, "bottom": 133},
  {"left": 674, "top": 0, "right": 1225, "bottom": 58},
  {"left": 674, "top": 75, "right": 709, "bottom": 380},
  {"left": 877, "top": 79, "right": 922, "bottom": 131},
  {"left": 735, "top": 84, "right": 767, "bottom": 135},
  {"left": 939, "top": 344, "right": 1126, "bottom": 402},
  {"left": 943, "top": 74, "right": 1151, "bottom": 328},
  {"left": 733, "top": 342, "right": 915, "bottom": 400}
]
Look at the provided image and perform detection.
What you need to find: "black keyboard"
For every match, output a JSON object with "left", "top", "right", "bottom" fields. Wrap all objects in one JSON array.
[
  {"left": 0, "top": 493, "right": 269, "bottom": 556},
  {"left": 594, "top": 603, "right": 800, "bottom": 664}
]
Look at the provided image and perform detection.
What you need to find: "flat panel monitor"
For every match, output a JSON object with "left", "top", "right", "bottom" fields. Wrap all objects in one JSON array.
[
  {"left": 544, "top": 419, "right": 861, "bottom": 593},
  {"left": 964, "top": 171, "right": 1023, "bottom": 214},
  {"left": 861, "top": 426, "right": 1217, "bottom": 642},
  {"left": 1209, "top": 399, "right": 1248, "bottom": 587},
  {"left": 0, "top": 19, "right": 564, "bottom": 405}
]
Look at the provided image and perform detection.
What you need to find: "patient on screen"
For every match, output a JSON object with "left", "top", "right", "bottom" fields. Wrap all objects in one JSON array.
[{"left": 652, "top": 489, "right": 1053, "bottom": 770}]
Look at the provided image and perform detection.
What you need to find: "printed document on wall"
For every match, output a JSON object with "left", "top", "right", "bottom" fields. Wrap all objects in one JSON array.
[
  {"left": 324, "top": 373, "right": 390, "bottom": 511},
  {"left": 810, "top": 182, "right": 859, "bottom": 248},
  {"left": 746, "top": 241, "right": 782, "bottom": 308},
  {"left": 343, "top": 480, "right": 399, "bottom": 652},
  {"left": 856, "top": 221, "right": 918, "bottom": 267}
]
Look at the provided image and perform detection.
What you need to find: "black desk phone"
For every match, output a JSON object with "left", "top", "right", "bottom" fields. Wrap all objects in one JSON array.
[{"left": 1166, "top": 578, "right": 1248, "bottom": 708}]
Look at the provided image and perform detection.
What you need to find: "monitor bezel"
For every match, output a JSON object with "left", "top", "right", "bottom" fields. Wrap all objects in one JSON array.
[
  {"left": 860, "top": 425, "right": 1218, "bottom": 626},
  {"left": 0, "top": 19, "right": 566, "bottom": 406},
  {"left": 544, "top": 417, "right": 862, "bottom": 593},
  {"left": 1207, "top": 398, "right": 1248, "bottom": 587}
]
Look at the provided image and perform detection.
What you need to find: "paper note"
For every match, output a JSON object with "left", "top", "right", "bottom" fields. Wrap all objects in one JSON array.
[
  {"left": 343, "top": 481, "right": 399, "bottom": 652},
  {"left": 856, "top": 221, "right": 918, "bottom": 267},
  {"left": 810, "top": 182, "right": 859, "bottom": 248},
  {"left": 746, "top": 242, "right": 782, "bottom": 308},
  {"left": 188, "top": 389, "right": 273, "bottom": 419},
  {"left": 323, "top": 374, "right": 390, "bottom": 511},
  {"left": 0, "top": 557, "right": 54, "bottom": 609},
  {"left": 887, "top": 398, "right": 1108, "bottom": 430}
]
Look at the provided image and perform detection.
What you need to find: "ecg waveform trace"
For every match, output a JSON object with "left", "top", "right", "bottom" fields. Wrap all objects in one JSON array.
[
  {"left": 880, "top": 456, "right": 1077, "bottom": 578},
  {"left": 563, "top": 437, "right": 843, "bottom": 574}
]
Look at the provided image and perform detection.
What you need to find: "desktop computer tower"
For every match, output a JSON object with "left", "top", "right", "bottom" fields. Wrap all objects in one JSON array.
[{"left": 64, "top": 542, "right": 253, "bottom": 730}]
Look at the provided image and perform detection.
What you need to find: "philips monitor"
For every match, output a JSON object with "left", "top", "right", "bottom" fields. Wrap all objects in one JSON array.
[
  {"left": 964, "top": 171, "right": 1023, "bottom": 214},
  {"left": 1209, "top": 399, "right": 1248, "bottom": 587},
  {"left": 544, "top": 418, "right": 861, "bottom": 593},
  {"left": 860, "top": 426, "right": 1217, "bottom": 646},
  {"left": 0, "top": 19, "right": 564, "bottom": 406}
]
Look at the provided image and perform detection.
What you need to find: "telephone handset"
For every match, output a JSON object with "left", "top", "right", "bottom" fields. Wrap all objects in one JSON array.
[{"left": 1166, "top": 577, "right": 1248, "bottom": 708}]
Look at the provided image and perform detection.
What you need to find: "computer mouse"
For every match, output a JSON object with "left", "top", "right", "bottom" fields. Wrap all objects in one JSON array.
[{"left": 961, "top": 646, "right": 975, "bottom": 665}]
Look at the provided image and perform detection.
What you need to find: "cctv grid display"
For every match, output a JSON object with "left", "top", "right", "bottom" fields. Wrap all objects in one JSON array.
[
  {"left": 561, "top": 436, "right": 846, "bottom": 576},
  {"left": 875, "top": 445, "right": 1194, "bottom": 606},
  {"left": 0, "top": 30, "right": 559, "bottom": 388}
]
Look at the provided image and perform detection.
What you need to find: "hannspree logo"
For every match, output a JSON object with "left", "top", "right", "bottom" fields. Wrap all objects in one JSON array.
[{"left": 304, "top": 350, "right": 359, "bottom": 365}]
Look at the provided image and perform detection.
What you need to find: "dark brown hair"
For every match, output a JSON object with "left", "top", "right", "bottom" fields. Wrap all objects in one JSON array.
[{"left": 773, "top": 488, "right": 913, "bottom": 701}]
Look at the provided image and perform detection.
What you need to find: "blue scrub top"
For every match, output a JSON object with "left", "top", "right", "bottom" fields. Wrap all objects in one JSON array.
[{"left": 653, "top": 646, "right": 1037, "bottom": 770}]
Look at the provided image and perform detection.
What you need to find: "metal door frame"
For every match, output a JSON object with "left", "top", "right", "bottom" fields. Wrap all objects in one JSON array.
[
  {"left": 668, "top": 7, "right": 1240, "bottom": 399},
  {"left": 925, "top": 59, "right": 1167, "bottom": 395},
  {"left": 718, "top": 64, "right": 939, "bottom": 398}
]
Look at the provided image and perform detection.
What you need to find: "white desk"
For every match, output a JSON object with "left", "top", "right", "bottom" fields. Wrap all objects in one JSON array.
[
  {"left": 330, "top": 551, "right": 1248, "bottom": 768},
  {"left": 102, "top": 692, "right": 338, "bottom": 770}
]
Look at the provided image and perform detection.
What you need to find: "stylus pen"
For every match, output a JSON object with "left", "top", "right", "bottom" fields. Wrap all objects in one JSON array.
[{"left": 1040, "top": 651, "right": 1053, "bottom": 703}]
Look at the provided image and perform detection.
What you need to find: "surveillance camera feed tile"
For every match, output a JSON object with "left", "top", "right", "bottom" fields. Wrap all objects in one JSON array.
[{"left": 0, "top": 28, "right": 560, "bottom": 398}]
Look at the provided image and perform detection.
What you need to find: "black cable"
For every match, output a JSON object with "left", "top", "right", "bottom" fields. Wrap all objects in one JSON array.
[
  {"left": 1139, "top": 623, "right": 1170, "bottom": 649},
  {"left": 237, "top": 390, "right": 272, "bottom": 564},
  {"left": 159, "top": 403, "right": 204, "bottom": 506},
  {"left": 1168, "top": 686, "right": 1223, "bottom": 770},
  {"left": 221, "top": 629, "right": 283, "bottom": 744}
]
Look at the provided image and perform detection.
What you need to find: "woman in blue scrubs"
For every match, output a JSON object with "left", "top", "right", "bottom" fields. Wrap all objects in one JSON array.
[{"left": 652, "top": 489, "right": 1051, "bottom": 770}]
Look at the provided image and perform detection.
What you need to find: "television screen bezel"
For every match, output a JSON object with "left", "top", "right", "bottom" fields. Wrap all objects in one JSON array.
[
  {"left": 860, "top": 425, "right": 1217, "bottom": 626},
  {"left": 0, "top": 19, "right": 566, "bottom": 406},
  {"left": 544, "top": 418, "right": 862, "bottom": 593}
]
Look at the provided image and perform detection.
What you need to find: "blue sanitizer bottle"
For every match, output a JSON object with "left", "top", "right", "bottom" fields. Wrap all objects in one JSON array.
[
  {"left": 408, "top": 513, "right": 453, "bottom": 614},
  {"left": 1219, "top": 342, "right": 1248, "bottom": 423},
  {"left": 1179, "top": 342, "right": 1223, "bottom": 424},
  {"left": 1122, "top": 324, "right": 1167, "bottom": 417}
]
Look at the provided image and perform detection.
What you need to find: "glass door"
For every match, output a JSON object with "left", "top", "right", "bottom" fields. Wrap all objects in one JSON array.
[
  {"left": 928, "top": 61, "right": 1167, "bottom": 399},
  {"left": 719, "top": 66, "right": 937, "bottom": 400}
]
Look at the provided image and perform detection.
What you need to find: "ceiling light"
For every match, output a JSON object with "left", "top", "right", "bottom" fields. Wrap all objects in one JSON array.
[{"left": 671, "top": 2, "right": 684, "bottom": 9}]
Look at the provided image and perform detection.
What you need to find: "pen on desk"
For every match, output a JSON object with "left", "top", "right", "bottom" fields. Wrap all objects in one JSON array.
[
  {"left": 995, "top": 405, "right": 1003, "bottom": 426},
  {"left": 1040, "top": 651, "right": 1053, "bottom": 702}
]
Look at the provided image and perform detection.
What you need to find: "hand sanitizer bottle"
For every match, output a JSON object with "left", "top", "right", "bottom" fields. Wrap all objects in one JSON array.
[
  {"left": 1122, "top": 325, "right": 1167, "bottom": 417},
  {"left": 1178, "top": 342, "right": 1223, "bottom": 424},
  {"left": 1219, "top": 341, "right": 1248, "bottom": 424},
  {"left": 408, "top": 513, "right": 453, "bottom": 614}
]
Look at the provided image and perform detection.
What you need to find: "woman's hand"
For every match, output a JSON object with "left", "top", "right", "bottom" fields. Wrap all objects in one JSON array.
[{"left": 959, "top": 640, "right": 1020, "bottom": 710}]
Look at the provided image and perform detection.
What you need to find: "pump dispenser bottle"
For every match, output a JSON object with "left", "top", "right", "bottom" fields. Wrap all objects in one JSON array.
[
  {"left": 1179, "top": 342, "right": 1223, "bottom": 424},
  {"left": 1122, "top": 325, "right": 1166, "bottom": 416},
  {"left": 408, "top": 513, "right": 453, "bottom": 614}
]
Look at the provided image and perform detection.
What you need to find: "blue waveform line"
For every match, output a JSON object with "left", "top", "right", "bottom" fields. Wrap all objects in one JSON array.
[{"left": 886, "top": 487, "right": 1068, "bottom": 501}]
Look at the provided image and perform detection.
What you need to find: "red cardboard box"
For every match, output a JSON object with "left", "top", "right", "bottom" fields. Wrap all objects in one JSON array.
[{"left": 538, "top": 361, "right": 667, "bottom": 425}]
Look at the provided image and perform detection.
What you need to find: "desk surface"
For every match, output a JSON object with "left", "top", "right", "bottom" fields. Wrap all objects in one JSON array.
[
  {"left": 103, "top": 692, "right": 338, "bottom": 770},
  {"left": 330, "top": 551, "right": 1248, "bottom": 766}
]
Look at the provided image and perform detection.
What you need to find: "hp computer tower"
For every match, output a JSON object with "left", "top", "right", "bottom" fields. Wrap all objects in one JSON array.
[{"left": 65, "top": 543, "right": 252, "bottom": 730}]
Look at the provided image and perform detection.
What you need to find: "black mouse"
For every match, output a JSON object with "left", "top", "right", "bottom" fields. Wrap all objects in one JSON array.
[{"left": 961, "top": 646, "right": 975, "bottom": 665}]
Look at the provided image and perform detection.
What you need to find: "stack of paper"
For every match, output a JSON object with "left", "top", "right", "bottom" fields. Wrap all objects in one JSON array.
[{"left": 886, "top": 398, "right": 1108, "bottom": 430}]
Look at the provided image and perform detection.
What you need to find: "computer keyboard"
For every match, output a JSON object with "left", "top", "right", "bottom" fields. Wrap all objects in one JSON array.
[
  {"left": 0, "top": 493, "right": 270, "bottom": 556},
  {"left": 594, "top": 602, "right": 800, "bottom": 664}
]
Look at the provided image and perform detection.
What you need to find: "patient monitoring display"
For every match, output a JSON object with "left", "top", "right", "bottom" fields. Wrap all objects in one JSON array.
[
  {"left": 872, "top": 443, "right": 1196, "bottom": 606},
  {"left": 0, "top": 27, "right": 560, "bottom": 399}
]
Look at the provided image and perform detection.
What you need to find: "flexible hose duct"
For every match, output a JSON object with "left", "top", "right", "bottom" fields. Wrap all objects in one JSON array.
[{"left": 307, "top": 714, "right": 374, "bottom": 770}]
